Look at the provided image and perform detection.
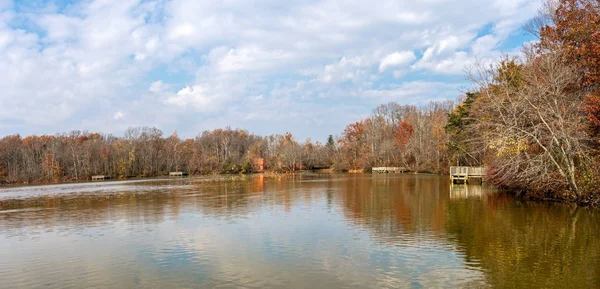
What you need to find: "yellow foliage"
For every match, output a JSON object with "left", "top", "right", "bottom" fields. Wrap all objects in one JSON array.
[{"left": 488, "top": 138, "right": 528, "bottom": 157}]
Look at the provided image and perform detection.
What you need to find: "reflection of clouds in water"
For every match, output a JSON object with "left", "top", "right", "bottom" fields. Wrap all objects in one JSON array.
[
  {"left": 0, "top": 178, "right": 192, "bottom": 201},
  {"left": 161, "top": 195, "right": 487, "bottom": 288}
]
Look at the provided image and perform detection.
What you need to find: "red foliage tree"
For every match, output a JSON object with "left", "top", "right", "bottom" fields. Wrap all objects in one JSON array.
[
  {"left": 394, "top": 120, "right": 414, "bottom": 147},
  {"left": 340, "top": 121, "right": 367, "bottom": 170},
  {"left": 540, "top": 0, "right": 600, "bottom": 135}
]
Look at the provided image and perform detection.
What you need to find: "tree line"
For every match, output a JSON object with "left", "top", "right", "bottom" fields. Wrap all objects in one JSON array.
[
  {"left": 0, "top": 98, "right": 453, "bottom": 184},
  {"left": 0, "top": 96, "right": 455, "bottom": 184},
  {"left": 0, "top": 127, "right": 332, "bottom": 184},
  {"left": 332, "top": 101, "right": 454, "bottom": 173}
]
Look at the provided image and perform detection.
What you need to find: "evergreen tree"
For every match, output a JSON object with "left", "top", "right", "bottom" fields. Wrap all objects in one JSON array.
[{"left": 326, "top": 135, "right": 335, "bottom": 149}]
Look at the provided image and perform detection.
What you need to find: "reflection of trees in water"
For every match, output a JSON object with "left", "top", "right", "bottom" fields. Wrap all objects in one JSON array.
[
  {"left": 0, "top": 177, "right": 271, "bottom": 231},
  {"left": 445, "top": 195, "right": 600, "bottom": 288},
  {"left": 336, "top": 175, "right": 451, "bottom": 240},
  {"left": 449, "top": 184, "right": 488, "bottom": 199},
  {"left": 0, "top": 175, "right": 334, "bottom": 231},
  {"left": 0, "top": 191, "right": 178, "bottom": 230},
  {"left": 334, "top": 175, "right": 600, "bottom": 288}
]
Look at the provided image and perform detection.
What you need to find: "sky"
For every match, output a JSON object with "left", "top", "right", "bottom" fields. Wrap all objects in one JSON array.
[{"left": 0, "top": 0, "right": 541, "bottom": 141}]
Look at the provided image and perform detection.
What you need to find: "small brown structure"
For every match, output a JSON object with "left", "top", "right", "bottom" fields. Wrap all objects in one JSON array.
[
  {"left": 372, "top": 167, "right": 409, "bottom": 173},
  {"left": 450, "top": 166, "right": 485, "bottom": 184},
  {"left": 92, "top": 175, "right": 107, "bottom": 181},
  {"left": 252, "top": 158, "right": 266, "bottom": 172}
]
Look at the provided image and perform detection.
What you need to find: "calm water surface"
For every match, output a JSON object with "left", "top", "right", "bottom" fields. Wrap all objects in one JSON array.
[{"left": 0, "top": 174, "right": 598, "bottom": 288}]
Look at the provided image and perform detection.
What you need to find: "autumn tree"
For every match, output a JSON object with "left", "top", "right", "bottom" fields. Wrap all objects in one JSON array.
[
  {"left": 339, "top": 121, "right": 367, "bottom": 170},
  {"left": 394, "top": 120, "right": 415, "bottom": 168},
  {"left": 278, "top": 133, "right": 302, "bottom": 171},
  {"left": 395, "top": 121, "right": 414, "bottom": 146},
  {"left": 539, "top": 0, "right": 600, "bottom": 135},
  {"left": 468, "top": 50, "right": 593, "bottom": 197}
]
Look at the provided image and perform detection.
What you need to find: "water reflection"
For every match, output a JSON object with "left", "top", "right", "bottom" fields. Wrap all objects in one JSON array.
[
  {"left": 449, "top": 184, "right": 486, "bottom": 199},
  {"left": 0, "top": 174, "right": 598, "bottom": 288}
]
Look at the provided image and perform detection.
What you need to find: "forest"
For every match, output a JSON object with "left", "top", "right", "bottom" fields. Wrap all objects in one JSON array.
[
  {"left": 1, "top": 0, "right": 599, "bottom": 205},
  {"left": 0, "top": 99, "right": 453, "bottom": 184}
]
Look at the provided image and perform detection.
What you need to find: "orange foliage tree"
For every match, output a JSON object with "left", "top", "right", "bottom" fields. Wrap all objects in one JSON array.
[
  {"left": 540, "top": 0, "right": 600, "bottom": 135},
  {"left": 394, "top": 121, "right": 414, "bottom": 147},
  {"left": 340, "top": 121, "right": 367, "bottom": 170}
]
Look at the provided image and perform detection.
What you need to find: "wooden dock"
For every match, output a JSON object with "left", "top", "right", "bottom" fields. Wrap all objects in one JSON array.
[
  {"left": 450, "top": 166, "right": 485, "bottom": 184},
  {"left": 169, "top": 172, "right": 186, "bottom": 177},
  {"left": 372, "top": 167, "right": 409, "bottom": 174},
  {"left": 91, "top": 175, "right": 107, "bottom": 181}
]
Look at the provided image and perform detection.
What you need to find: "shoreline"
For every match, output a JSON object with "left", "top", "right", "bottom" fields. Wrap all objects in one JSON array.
[
  {"left": 0, "top": 170, "right": 338, "bottom": 188},
  {"left": 2, "top": 172, "right": 598, "bottom": 208},
  {"left": 513, "top": 191, "right": 600, "bottom": 208}
]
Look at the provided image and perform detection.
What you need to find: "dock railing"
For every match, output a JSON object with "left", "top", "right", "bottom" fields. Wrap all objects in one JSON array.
[
  {"left": 91, "top": 175, "right": 107, "bottom": 181},
  {"left": 372, "top": 167, "right": 409, "bottom": 173},
  {"left": 468, "top": 167, "right": 485, "bottom": 177},
  {"left": 450, "top": 166, "right": 486, "bottom": 184}
]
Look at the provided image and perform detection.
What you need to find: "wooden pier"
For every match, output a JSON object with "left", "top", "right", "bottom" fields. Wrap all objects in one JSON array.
[
  {"left": 169, "top": 171, "right": 186, "bottom": 177},
  {"left": 372, "top": 167, "right": 409, "bottom": 174},
  {"left": 450, "top": 166, "right": 485, "bottom": 184},
  {"left": 91, "top": 175, "right": 107, "bottom": 181}
]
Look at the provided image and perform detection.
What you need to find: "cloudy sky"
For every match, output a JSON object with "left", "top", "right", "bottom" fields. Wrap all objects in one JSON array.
[{"left": 0, "top": 0, "right": 541, "bottom": 141}]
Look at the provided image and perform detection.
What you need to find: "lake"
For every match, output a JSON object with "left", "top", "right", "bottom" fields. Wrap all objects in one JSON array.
[{"left": 0, "top": 174, "right": 598, "bottom": 288}]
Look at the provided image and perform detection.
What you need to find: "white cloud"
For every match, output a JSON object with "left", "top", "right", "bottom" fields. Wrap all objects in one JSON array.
[
  {"left": 396, "top": 11, "right": 431, "bottom": 24},
  {"left": 362, "top": 81, "right": 465, "bottom": 104},
  {"left": 149, "top": 80, "right": 168, "bottom": 93},
  {"left": 471, "top": 35, "right": 499, "bottom": 56},
  {"left": 113, "top": 111, "right": 125, "bottom": 120},
  {"left": 319, "top": 56, "right": 374, "bottom": 83},
  {"left": 170, "top": 23, "right": 195, "bottom": 38},
  {"left": 0, "top": 0, "right": 541, "bottom": 140},
  {"left": 166, "top": 85, "right": 222, "bottom": 112},
  {"left": 379, "top": 51, "right": 416, "bottom": 72},
  {"left": 248, "top": 95, "right": 264, "bottom": 103},
  {"left": 210, "top": 46, "right": 297, "bottom": 73}
]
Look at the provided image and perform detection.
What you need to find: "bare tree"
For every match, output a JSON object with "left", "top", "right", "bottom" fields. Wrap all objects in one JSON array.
[{"left": 468, "top": 49, "right": 591, "bottom": 196}]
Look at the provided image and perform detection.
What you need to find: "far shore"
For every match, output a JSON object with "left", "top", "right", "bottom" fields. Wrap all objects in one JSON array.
[{"left": 0, "top": 168, "right": 447, "bottom": 188}]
